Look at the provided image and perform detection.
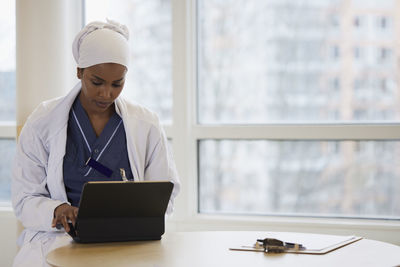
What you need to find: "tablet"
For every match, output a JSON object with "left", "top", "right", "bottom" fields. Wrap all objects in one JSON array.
[{"left": 67, "top": 180, "right": 174, "bottom": 243}]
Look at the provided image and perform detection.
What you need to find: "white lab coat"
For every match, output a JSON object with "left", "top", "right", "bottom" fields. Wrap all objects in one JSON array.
[{"left": 11, "top": 82, "right": 180, "bottom": 267}]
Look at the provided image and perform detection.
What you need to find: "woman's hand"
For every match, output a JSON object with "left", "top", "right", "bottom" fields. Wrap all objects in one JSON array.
[{"left": 51, "top": 203, "right": 78, "bottom": 232}]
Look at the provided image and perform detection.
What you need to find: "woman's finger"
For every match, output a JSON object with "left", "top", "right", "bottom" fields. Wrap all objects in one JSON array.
[
  {"left": 68, "top": 210, "right": 77, "bottom": 226},
  {"left": 52, "top": 213, "right": 64, "bottom": 229},
  {"left": 51, "top": 216, "right": 58, "bottom": 228},
  {"left": 61, "top": 214, "right": 70, "bottom": 232}
]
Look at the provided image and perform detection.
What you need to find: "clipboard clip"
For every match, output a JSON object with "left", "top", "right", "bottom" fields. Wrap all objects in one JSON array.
[{"left": 255, "top": 238, "right": 305, "bottom": 253}]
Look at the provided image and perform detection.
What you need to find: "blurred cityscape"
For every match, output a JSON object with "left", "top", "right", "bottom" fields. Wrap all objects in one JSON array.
[
  {"left": 198, "top": 0, "right": 400, "bottom": 123},
  {"left": 198, "top": 0, "right": 400, "bottom": 218},
  {"left": 199, "top": 140, "right": 400, "bottom": 218},
  {"left": 0, "top": 72, "right": 15, "bottom": 121},
  {"left": 0, "top": 72, "right": 15, "bottom": 203}
]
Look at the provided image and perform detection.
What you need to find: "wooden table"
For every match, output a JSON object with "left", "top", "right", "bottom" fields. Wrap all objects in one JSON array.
[{"left": 47, "top": 231, "right": 400, "bottom": 267}]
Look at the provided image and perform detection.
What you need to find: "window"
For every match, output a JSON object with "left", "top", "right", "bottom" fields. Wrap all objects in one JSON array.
[
  {"left": 0, "top": 139, "right": 15, "bottom": 204},
  {"left": 195, "top": 0, "right": 400, "bottom": 219},
  {"left": 353, "top": 46, "right": 361, "bottom": 60},
  {"left": 199, "top": 140, "right": 400, "bottom": 218},
  {"left": 0, "top": 1, "right": 15, "bottom": 122},
  {"left": 198, "top": 1, "right": 399, "bottom": 123},
  {"left": 0, "top": 0, "right": 16, "bottom": 204},
  {"left": 85, "top": 0, "right": 172, "bottom": 124},
  {"left": 379, "top": 16, "right": 388, "bottom": 29}
]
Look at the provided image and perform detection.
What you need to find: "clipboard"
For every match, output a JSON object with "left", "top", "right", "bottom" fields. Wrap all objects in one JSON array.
[{"left": 229, "top": 232, "right": 363, "bottom": 254}]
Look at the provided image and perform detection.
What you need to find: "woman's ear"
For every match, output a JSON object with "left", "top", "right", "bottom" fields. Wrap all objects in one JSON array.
[{"left": 77, "top": 68, "right": 84, "bottom": 79}]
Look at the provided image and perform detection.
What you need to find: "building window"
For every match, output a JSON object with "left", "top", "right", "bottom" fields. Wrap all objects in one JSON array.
[
  {"left": 353, "top": 46, "right": 361, "bottom": 60},
  {"left": 354, "top": 16, "right": 361, "bottom": 27},
  {"left": 379, "top": 16, "right": 388, "bottom": 29},
  {"left": 378, "top": 47, "right": 391, "bottom": 62}
]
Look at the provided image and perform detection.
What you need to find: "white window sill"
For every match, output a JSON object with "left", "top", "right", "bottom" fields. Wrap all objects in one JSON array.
[{"left": 167, "top": 213, "right": 400, "bottom": 245}]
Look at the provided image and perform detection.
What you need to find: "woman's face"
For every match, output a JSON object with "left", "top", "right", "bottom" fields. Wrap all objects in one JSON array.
[{"left": 77, "top": 63, "right": 127, "bottom": 115}]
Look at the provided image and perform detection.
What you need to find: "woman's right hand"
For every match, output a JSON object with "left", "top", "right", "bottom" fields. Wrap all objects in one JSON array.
[{"left": 51, "top": 203, "right": 78, "bottom": 232}]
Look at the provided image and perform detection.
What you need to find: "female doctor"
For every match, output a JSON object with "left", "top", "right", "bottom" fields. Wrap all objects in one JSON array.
[{"left": 11, "top": 20, "right": 180, "bottom": 266}]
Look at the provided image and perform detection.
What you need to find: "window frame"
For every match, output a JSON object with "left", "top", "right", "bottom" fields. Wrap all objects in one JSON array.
[
  {"left": 0, "top": 122, "right": 16, "bottom": 139},
  {"left": 167, "top": 0, "right": 400, "bottom": 244}
]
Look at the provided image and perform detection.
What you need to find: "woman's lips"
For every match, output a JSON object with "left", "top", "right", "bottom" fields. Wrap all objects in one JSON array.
[{"left": 94, "top": 100, "right": 111, "bottom": 109}]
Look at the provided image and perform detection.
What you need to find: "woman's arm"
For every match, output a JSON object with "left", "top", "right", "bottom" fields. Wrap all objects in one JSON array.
[
  {"left": 12, "top": 123, "right": 66, "bottom": 232},
  {"left": 144, "top": 125, "right": 180, "bottom": 214}
]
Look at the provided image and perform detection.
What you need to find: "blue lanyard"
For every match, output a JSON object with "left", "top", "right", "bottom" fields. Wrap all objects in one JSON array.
[{"left": 72, "top": 108, "right": 122, "bottom": 177}]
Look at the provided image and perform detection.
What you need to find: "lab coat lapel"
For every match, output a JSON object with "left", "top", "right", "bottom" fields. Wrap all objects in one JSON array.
[
  {"left": 115, "top": 98, "right": 141, "bottom": 181},
  {"left": 46, "top": 82, "right": 82, "bottom": 202}
]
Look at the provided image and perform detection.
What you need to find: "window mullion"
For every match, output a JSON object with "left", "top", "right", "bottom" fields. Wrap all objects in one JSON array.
[
  {"left": 0, "top": 123, "right": 16, "bottom": 138},
  {"left": 170, "top": 0, "right": 198, "bottom": 219},
  {"left": 192, "top": 124, "right": 400, "bottom": 140}
]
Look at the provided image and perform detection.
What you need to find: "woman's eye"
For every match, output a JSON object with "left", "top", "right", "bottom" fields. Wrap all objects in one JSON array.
[
  {"left": 112, "top": 84, "right": 122, "bottom": 88},
  {"left": 91, "top": 81, "right": 102, "bottom": 86}
]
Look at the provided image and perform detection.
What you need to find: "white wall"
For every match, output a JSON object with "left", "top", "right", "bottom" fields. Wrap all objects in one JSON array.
[{"left": 16, "top": 0, "right": 82, "bottom": 128}]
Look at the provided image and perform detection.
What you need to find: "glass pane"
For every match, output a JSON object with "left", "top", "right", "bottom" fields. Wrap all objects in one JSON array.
[
  {"left": 85, "top": 0, "right": 172, "bottom": 123},
  {"left": 199, "top": 140, "right": 400, "bottom": 219},
  {"left": 0, "top": 139, "right": 16, "bottom": 204},
  {"left": 198, "top": 0, "right": 400, "bottom": 123},
  {"left": 0, "top": 0, "right": 16, "bottom": 121}
]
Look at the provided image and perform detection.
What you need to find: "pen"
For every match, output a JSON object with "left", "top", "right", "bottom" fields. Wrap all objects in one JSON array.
[
  {"left": 256, "top": 238, "right": 305, "bottom": 252},
  {"left": 120, "top": 168, "right": 128, "bottom": 181},
  {"left": 285, "top": 242, "right": 305, "bottom": 250}
]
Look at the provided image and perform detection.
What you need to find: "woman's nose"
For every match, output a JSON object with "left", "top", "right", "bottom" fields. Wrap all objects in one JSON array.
[{"left": 98, "top": 85, "right": 112, "bottom": 98}]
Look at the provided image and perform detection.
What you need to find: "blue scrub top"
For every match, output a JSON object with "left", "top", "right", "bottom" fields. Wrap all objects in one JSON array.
[{"left": 63, "top": 96, "right": 133, "bottom": 207}]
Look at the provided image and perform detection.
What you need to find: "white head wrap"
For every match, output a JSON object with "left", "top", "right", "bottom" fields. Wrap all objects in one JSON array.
[{"left": 72, "top": 19, "right": 130, "bottom": 68}]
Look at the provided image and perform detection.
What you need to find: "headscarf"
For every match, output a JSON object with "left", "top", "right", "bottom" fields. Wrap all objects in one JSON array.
[{"left": 72, "top": 19, "right": 130, "bottom": 68}]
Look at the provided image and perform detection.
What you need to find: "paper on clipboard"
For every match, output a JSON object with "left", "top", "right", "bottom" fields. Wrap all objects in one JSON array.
[{"left": 229, "top": 232, "right": 363, "bottom": 255}]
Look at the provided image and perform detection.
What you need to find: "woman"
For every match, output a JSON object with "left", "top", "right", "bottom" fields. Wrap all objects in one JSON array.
[{"left": 11, "top": 20, "right": 180, "bottom": 266}]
